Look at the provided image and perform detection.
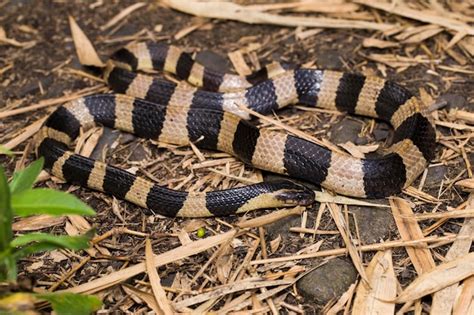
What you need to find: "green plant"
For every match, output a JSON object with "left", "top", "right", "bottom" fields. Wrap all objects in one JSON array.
[{"left": 0, "top": 158, "right": 101, "bottom": 314}]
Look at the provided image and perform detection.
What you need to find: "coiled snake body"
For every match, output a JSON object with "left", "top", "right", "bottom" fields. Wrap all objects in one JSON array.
[{"left": 36, "top": 42, "right": 436, "bottom": 217}]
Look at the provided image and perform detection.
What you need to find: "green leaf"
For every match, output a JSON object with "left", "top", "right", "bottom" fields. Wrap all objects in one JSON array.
[
  {"left": 9, "top": 158, "right": 44, "bottom": 195},
  {"left": 36, "top": 292, "right": 102, "bottom": 315},
  {"left": 11, "top": 242, "right": 65, "bottom": 260},
  {"left": 0, "top": 166, "right": 15, "bottom": 282},
  {"left": 11, "top": 188, "right": 95, "bottom": 217},
  {"left": 0, "top": 145, "right": 13, "bottom": 157},
  {"left": 11, "top": 232, "right": 92, "bottom": 250},
  {"left": 0, "top": 167, "right": 12, "bottom": 249}
]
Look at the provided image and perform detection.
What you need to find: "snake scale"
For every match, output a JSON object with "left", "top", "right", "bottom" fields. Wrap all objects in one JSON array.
[{"left": 36, "top": 42, "right": 436, "bottom": 217}]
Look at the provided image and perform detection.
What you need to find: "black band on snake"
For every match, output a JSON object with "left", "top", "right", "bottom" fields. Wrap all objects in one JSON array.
[{"left": 35, "top": 41, "right": 436, "bottom": 217}]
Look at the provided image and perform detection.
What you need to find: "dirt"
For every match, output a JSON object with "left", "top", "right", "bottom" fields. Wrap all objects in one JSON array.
[{"left": 1, "top": 1, "right": 473, "bottom": 313}]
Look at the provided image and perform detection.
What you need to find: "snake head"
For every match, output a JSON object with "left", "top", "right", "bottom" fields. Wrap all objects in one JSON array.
[{"left": 272, "top": 181, "right": 315, "bottom": 206}]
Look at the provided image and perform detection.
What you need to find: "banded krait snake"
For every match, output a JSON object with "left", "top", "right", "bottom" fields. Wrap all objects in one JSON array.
[{"left": 36, "top": 42, "right": 436, "bottom": 217}]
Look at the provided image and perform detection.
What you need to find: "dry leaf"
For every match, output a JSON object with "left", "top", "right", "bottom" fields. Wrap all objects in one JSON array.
[
  {"left": 432, "top": 196, "right": 474, "bottom": 314},
  {"left": 395, "top": 252, "right": 474, "bottom": 303},
  {"left": 352, "top": 250, "right": 396, "bottom": 315},
  {"left": 12, "top": 215, "right": 65, "bottom": 231},
  {"left": 216, "top": 244, "right": 234, "bottom": 284},
  {"left": 314, "top": 191, "right": 390, "bottom": 208},
  {"left": 327, "top": 282, "right": 357, "bottom": 315},
  {"left": 269, "top": 235, "right": 282, "bottom": 254},
  {"left": 453, "top": 276, "right": 474, "bottom": 315},
  {"left": 328, "top": 203, "right": 368, "bottom": 283},
  {"left": 145, "top": 239, "right": 175, "bottom": 315},
  {"left": 354, "top": 0, "right": 474, "bottom": 35},
  {"left": 122, "top": 285, "right": 162, "bottom": 314},
  {"left": 389, "top": 197, "right": 436, "bottom": 275},
  {"left": 0, "top": 26, "right": 35, "bottom": 48},
  {"left": 362, "top": 38, "right": 399, "bottom": 49},
  {"left": 101, "top": 3, "right": 147, "bottom": 31},
  {"left": 68, "top": 16, "right": 104, "bottom": 67},
  {"left": 456, "top": 178, "right": 474, "bottom": 191},
  {"left": 339, "top": 142, "right": 379, "bottom": 159},
  {"left": 228, "top": 50, "right": 252, "bottom": 76},
  {"left": 65, "top": 230, "right": 236, "bottom": 294},
  {"left": 162, "top": 0, "right": 395, "bottom": 31}
]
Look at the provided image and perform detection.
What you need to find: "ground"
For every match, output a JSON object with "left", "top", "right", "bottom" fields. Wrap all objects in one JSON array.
[{"left": 0, "top": 0, "right": 473, "bottom": 314}]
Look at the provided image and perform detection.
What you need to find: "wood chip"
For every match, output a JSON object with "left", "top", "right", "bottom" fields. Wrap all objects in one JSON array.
[{"left": 362, "top": 38, "right": 399, "bottom": 49}]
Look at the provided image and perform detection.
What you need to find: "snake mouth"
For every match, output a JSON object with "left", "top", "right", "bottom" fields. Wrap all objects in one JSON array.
[{"left": 274, "top": 185, "right": 315, "bottom": 206}]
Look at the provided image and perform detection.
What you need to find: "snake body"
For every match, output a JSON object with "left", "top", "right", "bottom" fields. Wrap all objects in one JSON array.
[{"left": 36, "top": 42, "right": 436, "bottom": 217}]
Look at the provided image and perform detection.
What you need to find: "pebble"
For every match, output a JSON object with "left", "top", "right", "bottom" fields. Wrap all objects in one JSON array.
[{"left": 297, "top": 258, "right": 357, "bottom": 305}]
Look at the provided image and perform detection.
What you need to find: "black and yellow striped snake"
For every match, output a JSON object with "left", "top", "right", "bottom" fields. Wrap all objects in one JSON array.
[{"left": 36, "top": 42, "right": 436, "bottom": 217}]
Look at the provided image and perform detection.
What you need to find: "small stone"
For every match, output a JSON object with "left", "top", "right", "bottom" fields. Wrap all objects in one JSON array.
[
  {"left": 265, "top": 215, "right": 301, "bottom": 240},
  {"left": 372, "top": 122, "right": 391, "bottom": 142},
  {"left": 160, "top": 272, "right": 176, "bottom": 287},
  {"left": 16, "top": 75, "right": 53, "bottom": 98},
  {"left": 129, "top": 144, "right": 148, "bottom": 162},
  {"left": 316, "top": 52, "right": 343, "bottom": 69},
  {"left": 350, "top": 203, "right": 394, "bottom": 244},
  {"left": 119, "top": 133, "right": 136, "bottom": 145},
  {"left": 329, "top": 117, "right": 366, "bottom": 145},
  {"left": 297, "top": 258, "right": 357, "bottom": 305},
  {"left": 424, "top": 165, "right": 448, "bottom": 187},
  {"left": 90, "top": 127, "right": 120, "bottom": 160},
  {"left": 438, "top": 93, "right": 469, "bottom": 111},
  {"left": 195, "top": 50, "right": 231, "bottom": 73}
]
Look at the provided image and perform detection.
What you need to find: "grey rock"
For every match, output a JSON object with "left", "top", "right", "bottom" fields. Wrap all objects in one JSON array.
[
  {"left": 129, "top": 144, "right": 148, "bottom": 162},
  {"left": 195, "top": 50, "right": 231, "bottom": 73},
  {"left": 316, "top": 53, "right": 343, "bottom": 69},
  {"left": 373, "top": 122, "right": 391, "bottom": 142},
  {"left": 425, "top": 165, "right": 448, "bottom": 187},
  {"left": 329, "top": 117, "right": 367, "bottom": 145},
  {"left": 16, "top": 75, "right": 53, "bottom": 98},
  {"left": 265, "top": 215, "right": 301, "bottom": 240},
  {"left": 297, "top": 258, "right": 357, "bottom": 305},
  {"left": 438, "top": 93, "right": 469, "bottom": 111},
  {"left": 90, "top": 127, "right": 120, "bottom": 160},
  {"left": 350, "top": 204, "right": 394, "bottom": 244},
  {"left": 119, "top": 133, "right": 136, "bottom": 145},
  {"left": 160, "top": 272, "right": 176, "bottom": 287}
]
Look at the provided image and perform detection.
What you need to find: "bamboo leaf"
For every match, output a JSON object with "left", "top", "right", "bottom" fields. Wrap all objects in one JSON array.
[
  {"left": 396, "top": 252, "right": 474, "bottom": 303},
  {"left": 36, "top": 292, "right": 102, "bottom": 315},
  {"left": 0, "top": 166, "right": 15, "bottom": 281},
  {"left": 11, "top": 232, "right": 92, "bottom": 250},
  {"left": 9, "top": 158, "right": 44, "bottom": 195},
  {"left": 11, "top": 188, "right": 95, "bottom": 217}
]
